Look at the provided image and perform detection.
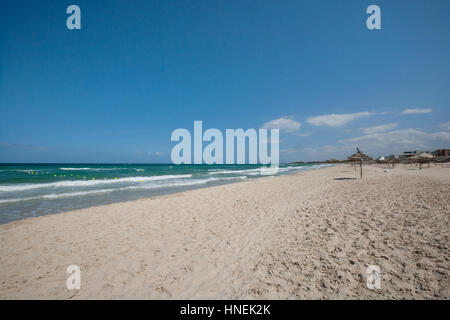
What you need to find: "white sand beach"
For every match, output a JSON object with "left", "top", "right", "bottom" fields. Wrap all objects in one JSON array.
[{"left": 0, "top": 164, "right": 449, "bottom": 299}]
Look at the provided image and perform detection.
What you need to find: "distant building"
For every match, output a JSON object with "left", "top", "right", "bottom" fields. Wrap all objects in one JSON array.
[
  {"left": 432, "top": 149, "right": 450, "bottom": 157},
  {"left": 397, "top": 150, "right": 422, "bottom": 160}
]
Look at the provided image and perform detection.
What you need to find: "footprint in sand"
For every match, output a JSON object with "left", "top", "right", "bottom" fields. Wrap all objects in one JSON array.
[
  {"left": 117, "top": 244, "right": 131, "bottom": 255},
  {"left": 104, "top": 269, "right": 134, "bottom": 292}
]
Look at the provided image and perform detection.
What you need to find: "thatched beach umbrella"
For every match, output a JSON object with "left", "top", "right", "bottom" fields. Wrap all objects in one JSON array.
[
  {"left": 413, "top": 152, "right": 434, "bottom": 169},
  {"left": 386, "top": 155, "right": 401, "bottom": 168},
  {"left": 376, "top": 156, "right": 386, "bottom": 167},
  {"left": 347, "top": 148, "right": 372, "bottom": 178},
  {"left": 434, "top": 155, "right": 450, "bottom": 166},
  {"left": 418, "top": 152, "right": 434, "bottom": 159}
]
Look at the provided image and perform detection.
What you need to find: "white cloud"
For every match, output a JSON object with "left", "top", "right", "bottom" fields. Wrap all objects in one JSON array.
[
  {"left": 439, "top": 121, "right": 450, "bottom": 131},
  {"left": 302, "top": 147, "right": 317, "bottom": 154},
  {"left": 302, "top": 145, "right": 352, "bottom": 154},
  {"left": 148, "top": 151, "right": 164, "bottom": 156},
  {"left": 300, "top": 128, "right": 450, "bottom": 161},
  {"left": 262, "top": 117, "right": 301, "bottom": 133},
  {"left": 295, "top": 132, "right": 312, "bottom": 137},
  {"left": 339, "top": 129, "right": 450, "bottom": 154},
  {"left": 400, "top": 108, "right": 432, "bottom": 114},
  {"left": 360, "top": 123, "right": 397, "bottom": 134},
  {"left": 0, "top": 142, "right": 49, "bottom": 151},
  {"left": 430, "top": 131, "right": 450, "bottom": 141},
  {"left": 280, "top": 148, "right": 298, "bottom": 154},
  {"left": 306, "top": 112, "right": 373, "bottom": 127},
  {"left": 301, "top": 144, "right": 354, "bottom": 160}
]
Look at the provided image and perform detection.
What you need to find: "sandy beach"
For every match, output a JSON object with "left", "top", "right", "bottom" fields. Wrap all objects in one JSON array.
[{"left": 0, "top": 164, "right": 449, "bottom": 299}]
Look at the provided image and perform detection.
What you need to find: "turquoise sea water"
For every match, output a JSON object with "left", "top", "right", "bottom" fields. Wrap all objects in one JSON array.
[{"left": 0, "top": 163, "right": 332, "bottom": 224}]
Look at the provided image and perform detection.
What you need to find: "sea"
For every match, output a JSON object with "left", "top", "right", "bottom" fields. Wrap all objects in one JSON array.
[{"left": 0, "top": 163, "right": 332, "bottom": 224}]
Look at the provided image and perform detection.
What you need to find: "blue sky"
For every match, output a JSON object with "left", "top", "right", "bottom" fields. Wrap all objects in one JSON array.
[{"left": 1, "top": 0, "right": 449, "bottom": 163}]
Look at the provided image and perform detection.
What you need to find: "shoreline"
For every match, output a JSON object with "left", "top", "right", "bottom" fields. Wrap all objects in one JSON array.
[
  {"left": 0, "top": 164, "right": 334, "bottom": 225},
  {"left": 1, "top": 164, "right": 449, "bottom": 299},
  {"left": 1, "top": 171, "right": 276, "bottom": 228}
]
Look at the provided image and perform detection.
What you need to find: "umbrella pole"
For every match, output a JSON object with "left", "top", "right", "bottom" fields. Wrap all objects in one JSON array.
[{"left": 360, "top": 158, "right": 363, "bottom": 179}]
